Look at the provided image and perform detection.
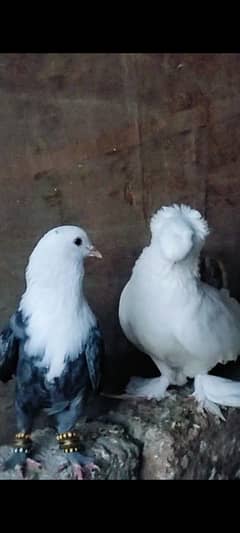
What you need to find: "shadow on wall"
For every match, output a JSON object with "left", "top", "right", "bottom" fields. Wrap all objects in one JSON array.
[{"left": 102, "top": 333, "right": 160, "bottom": 394}]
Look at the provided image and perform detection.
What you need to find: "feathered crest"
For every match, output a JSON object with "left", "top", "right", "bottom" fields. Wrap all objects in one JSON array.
[{"left": 150, "top": 204, "right": 210, "bottom": 243}]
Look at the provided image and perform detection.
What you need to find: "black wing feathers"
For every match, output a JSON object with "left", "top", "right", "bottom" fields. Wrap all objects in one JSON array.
[
  {"left": 85, "top": 325, "right": 104, "bottom": 392},
  {"left": 0, "top": 324, "right": 19, "bottom": 382}
]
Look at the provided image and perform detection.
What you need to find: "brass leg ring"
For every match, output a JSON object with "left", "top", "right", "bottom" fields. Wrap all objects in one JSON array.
[
  {"left": 14, "top": 432, "right": 33, "bottom": 453},
  {"left": 56, "top": 431, "right": 80, "bottom": 453}
]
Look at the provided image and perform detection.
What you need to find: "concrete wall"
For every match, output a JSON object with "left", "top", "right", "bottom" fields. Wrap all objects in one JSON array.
[{"left": 1, "top": 53, "right": 240, "bottom": 419}]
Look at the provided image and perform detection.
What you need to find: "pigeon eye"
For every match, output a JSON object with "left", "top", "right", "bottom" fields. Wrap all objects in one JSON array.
[{"left": 74, "top": 237, "right": 82, "bottom": 246}]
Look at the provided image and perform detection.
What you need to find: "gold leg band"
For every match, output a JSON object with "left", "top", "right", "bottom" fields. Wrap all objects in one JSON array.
[
  {"left": 14, "top": 432, "right": 33, "bottom": 453},
  {"left": 56, "top": 431, "right": 80, "bottom": 453}
]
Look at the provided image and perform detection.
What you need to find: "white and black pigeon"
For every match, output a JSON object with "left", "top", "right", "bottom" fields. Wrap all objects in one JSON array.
[
  {"left": 119, "top": 204, "right": 240, "bottom": 419},
  {"left": 0, "top": 225, "right": 103, "bottom": 479}
]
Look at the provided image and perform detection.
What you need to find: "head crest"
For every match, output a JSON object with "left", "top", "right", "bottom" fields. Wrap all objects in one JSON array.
[{"left": 150, "top": 204, "right": 209, "bottom": 242}]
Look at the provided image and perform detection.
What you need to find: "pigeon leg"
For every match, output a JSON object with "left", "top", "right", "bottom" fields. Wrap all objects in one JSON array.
[
  {"left": 56, "top": 431, "right": 99, "bottom": 480},
  {"left": 3, "top": 403, "right": 41, "bottom": 475},
  {"left": 55, "top": 405, "right": 99, "bottom": 480}
]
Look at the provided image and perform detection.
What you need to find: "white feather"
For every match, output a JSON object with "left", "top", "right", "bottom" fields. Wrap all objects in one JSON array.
[
  {"left": 194, "top": 374, "right": 240, "bottom": 408},
  {"left": 119, "top": 204, "right": 240, "bottom": 414}
]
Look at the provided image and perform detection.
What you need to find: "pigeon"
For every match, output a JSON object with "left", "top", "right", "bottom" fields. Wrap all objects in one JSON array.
[
  {"left": 119, "top": 204, "right": 240, "bottom": 419},
  {"left": 0, "top": 225, "right": 104, "bottom": 478}
]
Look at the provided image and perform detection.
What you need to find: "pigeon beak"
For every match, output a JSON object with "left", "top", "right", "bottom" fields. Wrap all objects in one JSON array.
[{"left": 87, "top": 245, "right": 103, "bottom": 259}]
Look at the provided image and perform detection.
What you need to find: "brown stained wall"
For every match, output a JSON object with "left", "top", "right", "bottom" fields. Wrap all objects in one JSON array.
[{"left": 1, "top": 53, "right": 240, "bottom": 403}]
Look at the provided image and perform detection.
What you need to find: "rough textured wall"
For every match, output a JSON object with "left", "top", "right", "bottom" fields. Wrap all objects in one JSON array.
[{"left": 0, "top": 53, "right": 240, "bottom": 408}]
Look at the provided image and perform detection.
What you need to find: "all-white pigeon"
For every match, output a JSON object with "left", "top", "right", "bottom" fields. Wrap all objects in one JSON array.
[{"left": 119, "top": 204, "right": 240, "bottom": 419}]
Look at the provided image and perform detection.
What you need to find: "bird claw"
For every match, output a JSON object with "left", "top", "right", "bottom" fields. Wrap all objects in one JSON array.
[
  {"left": 81, "top": 463, "right": 99, "bottom": 479},
  {"left": 71, "top": 462, "right": 99, "bottom": 480},
  {"left": 58, "top": 451, "right": 100, "bottom": 480},
  {"left": 72, "top": 464, "right": 84, "bottom": 480},
  {"left": 84, "top": 463, "right": 100, "bottom": 479},
  {"left": 1, "top": 451, "right": 42, "bottom": 478},
  {"left": 57, "top": 462, "right": 69, "bottom": 473},
  {"left": 26, "top": 458, "right": 42, "bottom": 471}
]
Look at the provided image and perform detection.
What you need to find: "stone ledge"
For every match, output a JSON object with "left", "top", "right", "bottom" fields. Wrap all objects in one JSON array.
[{"left": 1, "top": 388, "right": 240, "bottom": 480}]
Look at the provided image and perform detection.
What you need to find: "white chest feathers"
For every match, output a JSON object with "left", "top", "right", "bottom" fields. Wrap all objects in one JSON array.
[{"left": 20, "top": 288, "right": 96, "bottom": 381}]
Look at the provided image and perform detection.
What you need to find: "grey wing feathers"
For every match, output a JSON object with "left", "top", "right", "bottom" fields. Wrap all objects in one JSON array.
[
  {"left": 0, "top": 310, "right": 25, "bottom": 383},
  {"left": 85, "top": 325, "right": 104, "bottom": 392},
  {"left": 0, "top": 323, "right": 19, "bottom": 382}
]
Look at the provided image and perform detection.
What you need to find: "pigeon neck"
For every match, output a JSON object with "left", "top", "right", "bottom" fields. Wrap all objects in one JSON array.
[{"left": 23, "top": 261, "right": 87, "bottom": 313}]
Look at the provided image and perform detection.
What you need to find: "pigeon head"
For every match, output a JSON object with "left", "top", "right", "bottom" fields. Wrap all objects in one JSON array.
[
  {"left": 150, "top": 204, "right": 209, "bottom": 263},
  {"left": 25, "top": 225, "right": 102, "bottom": 287}
]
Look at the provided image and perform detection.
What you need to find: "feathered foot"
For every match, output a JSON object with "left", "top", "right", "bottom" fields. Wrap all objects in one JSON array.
[
  {"left": 70, "top": 452, "right": 99, "bottom": 480},
  {"left": 125, "top": 375, "right": 170, "bottom": 400},
  {"left": 192, "top": 375, "right": 226, "bottom": 421},
  {"left": 26, "top": 458, "right": 42, "bottom": 472}
]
